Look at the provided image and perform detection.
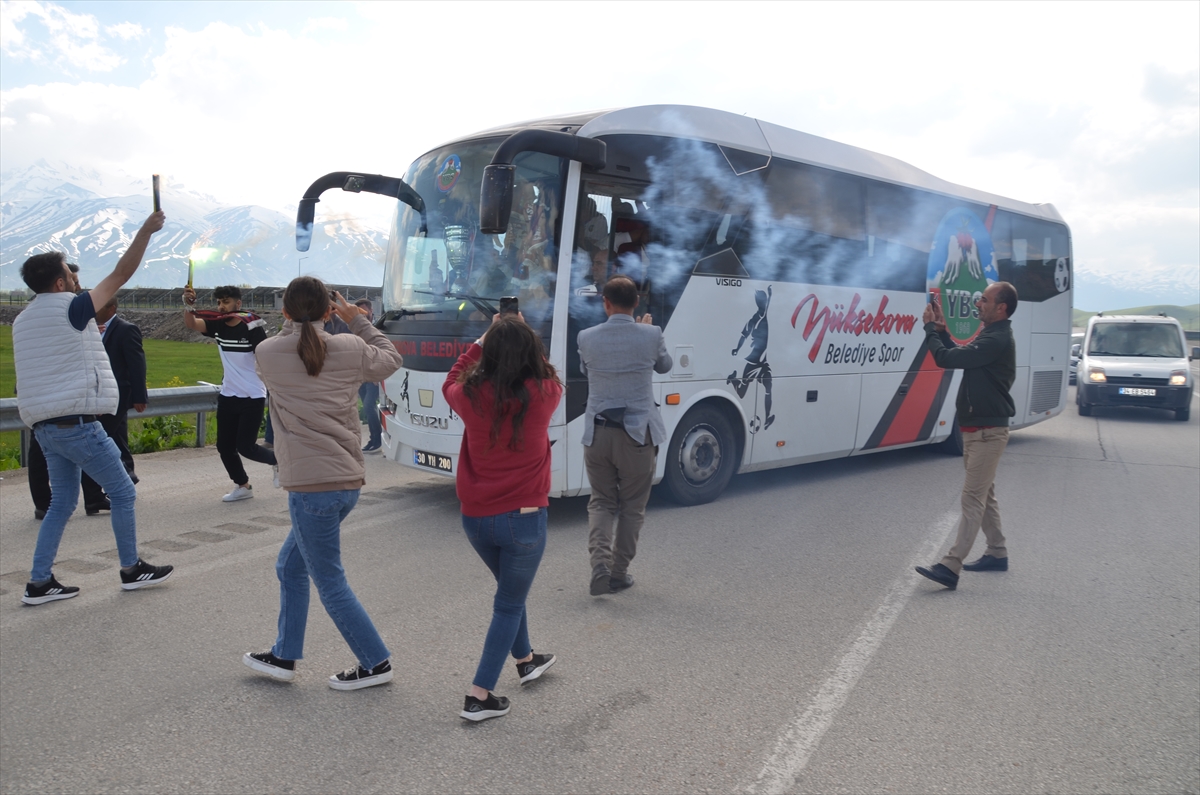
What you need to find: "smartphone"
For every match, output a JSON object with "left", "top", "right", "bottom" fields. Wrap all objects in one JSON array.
[
  {"left": 928, "top": 290, "right": 937, "bottom": 305},
  {"left": 152, "top": 174, "right": 161, "bottom": 213},
  {"left": 499, "top": 296, "right": 519, "bottom": 315}
]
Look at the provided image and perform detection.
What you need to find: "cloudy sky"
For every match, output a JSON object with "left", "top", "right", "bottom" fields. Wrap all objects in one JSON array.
[{"left": 2, "top": 0, "right": 1197, "bottom": 309}]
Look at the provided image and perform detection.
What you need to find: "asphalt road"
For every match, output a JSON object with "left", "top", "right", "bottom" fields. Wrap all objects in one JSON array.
[{"left": 1, "top": 381, "right": 1197, "bottom": 795}]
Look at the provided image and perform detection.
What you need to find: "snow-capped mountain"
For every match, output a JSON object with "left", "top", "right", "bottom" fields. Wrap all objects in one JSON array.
[{"left": 1, "top": 161, "right": 387, "bottom": 289}]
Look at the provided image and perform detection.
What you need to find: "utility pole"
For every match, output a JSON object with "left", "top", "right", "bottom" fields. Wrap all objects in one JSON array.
[{"left": 298, "top": 256, "right": 308, "bottom": 278}]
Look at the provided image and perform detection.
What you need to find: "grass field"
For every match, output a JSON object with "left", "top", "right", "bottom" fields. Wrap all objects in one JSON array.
[{"left": 1, "top": 325, "right": 226, "bottom": 469}]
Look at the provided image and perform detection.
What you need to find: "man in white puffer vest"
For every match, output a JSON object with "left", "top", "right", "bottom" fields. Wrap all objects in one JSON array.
[{"left": 13, "top": 211, "right": 175, "bottom": 605}]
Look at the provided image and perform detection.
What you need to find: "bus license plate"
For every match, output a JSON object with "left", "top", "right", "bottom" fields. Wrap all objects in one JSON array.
[
  {"left": 414, "top": 449, "right": 453, "bottom": 472},
  {"left": 1118, "top": 387, "right": 1156, "bottom": 396}
]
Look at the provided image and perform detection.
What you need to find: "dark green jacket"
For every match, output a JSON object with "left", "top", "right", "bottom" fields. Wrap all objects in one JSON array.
[{"left": 925, "top": 318, "right": 1016, "bottom": 428}]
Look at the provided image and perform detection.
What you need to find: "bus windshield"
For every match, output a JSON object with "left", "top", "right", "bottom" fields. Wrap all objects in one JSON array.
[{"left": 383, "top": 140, "right": 566, "bottom": 328}]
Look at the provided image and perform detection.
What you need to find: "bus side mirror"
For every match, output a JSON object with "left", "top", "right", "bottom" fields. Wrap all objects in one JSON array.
[
  {"left": 479, "top": 165, "right": 515, "bottom": 235},
  {"left": 1192, "top": 346, "right": 1199, "bottom": 361},
  {"left": 296, "top": 199, "right": 316, "bottom": 252}
]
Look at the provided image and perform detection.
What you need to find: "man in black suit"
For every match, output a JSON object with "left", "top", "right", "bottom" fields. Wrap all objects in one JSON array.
[{"left": 92, "top": 297, "right": 147, "bottom": 482}]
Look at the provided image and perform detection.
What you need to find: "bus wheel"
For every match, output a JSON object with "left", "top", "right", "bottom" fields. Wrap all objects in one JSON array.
[{"left": 664, "top": 404, "right": 737, "bottom": 506}]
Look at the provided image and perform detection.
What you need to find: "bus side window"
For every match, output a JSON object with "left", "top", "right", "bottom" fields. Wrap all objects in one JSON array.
[
  {"left": 761, "top": 160, "right": 865, "bottom": 286},
  {"left": 995, "top": 211, "right": 1071, "bottom": 303},
  {"left": 865, "top": 181, "right": 961, "bottom": 292}
]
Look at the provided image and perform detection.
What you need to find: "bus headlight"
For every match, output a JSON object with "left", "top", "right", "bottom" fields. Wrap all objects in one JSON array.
[
  {"left": 1169, "top": 370, "right": 1187, "bottom": 386},
  {"left": 1088, "top": 367, "right": 1107, "bottom": 383}
]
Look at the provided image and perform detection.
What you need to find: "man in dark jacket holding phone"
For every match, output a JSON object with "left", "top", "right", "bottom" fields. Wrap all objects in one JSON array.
[{"left": 916, "top": 281, "right": 1018, "bottom": 591}]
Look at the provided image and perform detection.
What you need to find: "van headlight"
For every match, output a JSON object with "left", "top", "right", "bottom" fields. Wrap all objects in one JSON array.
[
  {"left": 1170, "top": 370, "right": 1187, "bottom": 386},
  {"left": 1088, "top": 367, "right": 1107, "bottom": 383}
]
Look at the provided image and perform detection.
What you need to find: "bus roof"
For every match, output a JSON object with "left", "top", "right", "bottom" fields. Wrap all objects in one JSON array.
[{"left": 438, "top": 104, "right": 1065, "bottom": 225}]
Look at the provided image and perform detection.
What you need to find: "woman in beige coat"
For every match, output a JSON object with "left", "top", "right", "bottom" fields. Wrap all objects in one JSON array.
[{"left": 242, "top": 277, "right": 403, "bottom": 690}]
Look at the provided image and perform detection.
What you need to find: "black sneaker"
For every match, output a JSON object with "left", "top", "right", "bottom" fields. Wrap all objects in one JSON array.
[
  {"left": 22, "top": 576, "right": 80, "bottom": 605},
  {"left": 329, "top": 658, "right": 393, "bottom": 690},
  {"left": 590, "top": 564, "right": 611, "bottom": 596},
  {"left": 120, "top": 559, "right": 174, "bottom": 590},
  {"left": 515, "top": 652, "right": 556, "bottom": 684},
  {"left": 243, "top": 650, "right": 296, "bottom": 681},
  {"left": 915, "top": 563, "right": 959, "bottom": 590},
  {"left": 460, "top": 692, "right": 511, "bottom": 722}
]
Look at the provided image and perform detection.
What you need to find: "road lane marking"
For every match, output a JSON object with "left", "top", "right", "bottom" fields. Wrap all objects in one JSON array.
[{"left": 743, "top": 510, "right": 959, "bottom": 795}]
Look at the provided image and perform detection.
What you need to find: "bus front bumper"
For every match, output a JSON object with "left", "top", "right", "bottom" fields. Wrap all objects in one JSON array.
[{"left": 383, "top": 414, "right": 458, "bottom": 478}]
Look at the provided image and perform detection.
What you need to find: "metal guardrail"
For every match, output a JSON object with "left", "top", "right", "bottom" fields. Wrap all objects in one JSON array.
[{"left": 1, "top": 384, "right": 221, "bottom": 466}]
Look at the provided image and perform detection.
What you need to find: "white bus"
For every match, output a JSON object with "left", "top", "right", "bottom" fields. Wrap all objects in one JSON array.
[{"left": 296, "top": 105, "right": 1073, "bottom": 505}]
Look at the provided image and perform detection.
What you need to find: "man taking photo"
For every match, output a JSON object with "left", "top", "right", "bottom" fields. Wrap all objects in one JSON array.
[{"left": 916, "top": 281, "right": 1019, "bottom": 591}]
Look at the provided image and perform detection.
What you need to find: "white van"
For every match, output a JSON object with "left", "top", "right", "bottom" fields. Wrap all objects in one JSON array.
[{"left": 1076, "top": 314, "right": 1194, "bottom": 421}]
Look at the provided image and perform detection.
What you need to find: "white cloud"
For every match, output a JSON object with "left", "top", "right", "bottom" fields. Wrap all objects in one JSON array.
[
  {"left": 1, "top": 0, "right": 1196, "bottom": 300},
  {"left": 105, "top": 22, "right": 146, "bottom": 41},
  {"left": 1, "top": 0, "right": 39, "bottom": 59},
  {"left": 1, "top": 0, "right": 133, "bottom": 72},
  {"left": 301, "top": 16, "right": 348, "bottom": 34}
]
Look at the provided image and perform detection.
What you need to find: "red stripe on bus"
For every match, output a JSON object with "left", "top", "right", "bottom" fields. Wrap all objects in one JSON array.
[{"left": 878, "top": 352, "right": 942, "bottom": 447}]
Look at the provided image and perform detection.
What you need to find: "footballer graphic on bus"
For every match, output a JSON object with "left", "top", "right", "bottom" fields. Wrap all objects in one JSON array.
[{"left": 927, "top": 208, "right": 999, "bottom": 344}]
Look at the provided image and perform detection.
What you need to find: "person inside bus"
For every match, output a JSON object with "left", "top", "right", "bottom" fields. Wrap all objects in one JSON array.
[
  {"left": 612, "top": 206, "right": 650, "bottom": 289},
  {"left": 443, "top": 312, "right": 562, "bottom": 722},
  {"left": 579, "top": 197, "right": 609, "bottom": 262}
]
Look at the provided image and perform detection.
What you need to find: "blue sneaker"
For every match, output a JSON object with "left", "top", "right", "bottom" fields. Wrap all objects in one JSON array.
[
  {"left": 963, "top": 555, "right": 1008, "bottom": 572},
  {"left": 915, "top": 563, "right": 958, "bottom": 590}
]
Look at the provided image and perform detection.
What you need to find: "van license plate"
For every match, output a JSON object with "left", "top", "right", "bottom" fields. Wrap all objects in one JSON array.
[
  {"left": 414, "top": 449, "right": 453, "bottom": 472},
  {"left": 1118, "top": 387, "right": 1156, "bottom": 396}
]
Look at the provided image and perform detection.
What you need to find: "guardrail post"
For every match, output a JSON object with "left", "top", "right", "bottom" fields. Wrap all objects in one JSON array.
[
  {"left": 195, "top": 412, "right": 207, "bottom": 448},
  {"left": 20, "top": 428, "right": 30, "bottom": 468}
]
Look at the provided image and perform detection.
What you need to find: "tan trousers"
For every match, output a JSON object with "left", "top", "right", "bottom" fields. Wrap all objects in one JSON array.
[
  {"left": 941, "top": 426, "right": 1009, "bottom": 574},
  {"left": 584, "top": 425, "right": 656, "bottom": 576}
]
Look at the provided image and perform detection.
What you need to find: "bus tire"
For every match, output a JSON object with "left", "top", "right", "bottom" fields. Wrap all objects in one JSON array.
[
  {"left": 938, "top": 421, "right": 963, "bottom": 456},
  {"left": 663, "top": 404, "right": 738, "bottom": 506}
]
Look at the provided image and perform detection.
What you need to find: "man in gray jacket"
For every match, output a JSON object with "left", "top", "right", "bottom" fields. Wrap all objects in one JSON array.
[
  {"left": 916, "top": 281, "right": 1018, "bottom": 591},
  {"left": 578, "top": 276, "right": 673, "bottom": 596}
]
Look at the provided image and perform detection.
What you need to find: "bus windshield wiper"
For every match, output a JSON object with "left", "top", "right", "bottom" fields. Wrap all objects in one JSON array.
[
  {"left": 413, "top": 290, "right": 498, "bottom": 316},
  {"left": 377, "top": 308, "right": 444, "bottom": 324}
]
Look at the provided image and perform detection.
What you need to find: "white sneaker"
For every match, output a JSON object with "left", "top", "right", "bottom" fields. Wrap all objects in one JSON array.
[
  {"left": 272, "top": 465, "right": 280, "bottom": 488},
  {"left": 223, "top": 484, "right": 254, "bottom": 502}
]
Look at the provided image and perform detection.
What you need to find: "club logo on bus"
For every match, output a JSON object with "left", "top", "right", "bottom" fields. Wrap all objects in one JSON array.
[
  {"left": 436, "top": 154, "right": 462, "bottom": 193},
  {"left": 927, "top": 208, "right": 999, "bottom": 344},
  {"left": 393, "top": 339, "right": 477, "bottom": 358},
  {"left": 791, "top": 293, "right": 918, "bottom": 363}
]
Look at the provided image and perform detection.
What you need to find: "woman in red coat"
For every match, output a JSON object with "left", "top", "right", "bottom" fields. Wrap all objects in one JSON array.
[{"left": 443, "top": 313, "right": 563, "bottom": 721}]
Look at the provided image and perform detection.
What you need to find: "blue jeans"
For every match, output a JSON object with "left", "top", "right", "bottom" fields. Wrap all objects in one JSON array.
[
  {"left": 359, "top": 382, "right": 381, "bottom": 446},
  {"left": 273, "top": 490, "right": 389, "bottom": 669},
  {"left": 32, "top": 420, "right": 138, "bottom": 582},
  {"left": 462, "top": 508, "right": 547, "bottom": 691}
]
